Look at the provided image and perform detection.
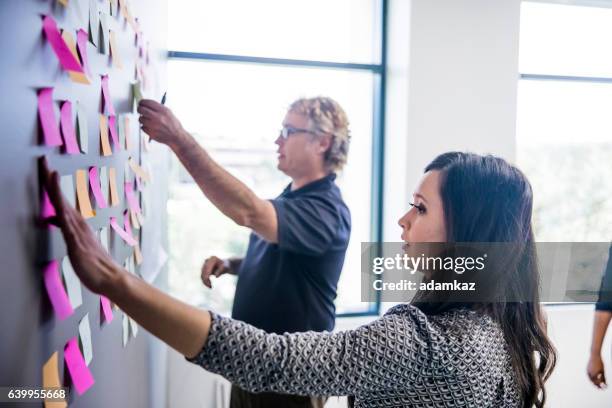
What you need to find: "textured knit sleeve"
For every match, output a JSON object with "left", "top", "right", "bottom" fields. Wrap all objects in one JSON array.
[{"left": 186, "top": 306, "right": 440, "bottom": 397}]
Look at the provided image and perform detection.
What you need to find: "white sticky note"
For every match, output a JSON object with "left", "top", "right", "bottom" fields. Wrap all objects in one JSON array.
[
  {"left": 78, "top": 314, "right": 93, "bottom": 366},
  {"left": 88, "top": 0, "right": 99, "bottom": 48},
  {"left": 117, "top": 114, "right": 126, "bottom": 148},
  {"left": 76, "top": 102, "right": 88, "bottom": 154},
  {"left": 122, "top": 313, "right": 129, "bottom": 347},
  {"left": 99, "top": 12, "right": 109, "bottom": 55},
  {"left": 99, "top": 227, "right": 109, "bottom": 253},
  {"left": 129, "top": 317, "right": 138, "bottom": 338},
  {"left": 62, "top": 257, "right": 82, "bottom": 309},
  {"left": 99, "top": 167, "right": 109, "bottom": 204},
  {"left": 60, "top": 175, "right": 76, "bottom": 208}
]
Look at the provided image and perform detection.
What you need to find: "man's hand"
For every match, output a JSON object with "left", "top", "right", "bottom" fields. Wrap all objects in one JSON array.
[
  {"left": 200, "top": 256, "right": 231, "bottom": 289},
  {"left": 40, "top": 157, "right": 122, "bottom": 295},
  {"left": 137, "top": 99, "right": 188, "bottom": 149},
  {"left": 587, "top": 353, "right": 608, "bottom": 389}
]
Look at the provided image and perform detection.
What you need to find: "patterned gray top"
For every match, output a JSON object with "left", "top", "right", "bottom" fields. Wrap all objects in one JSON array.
[{"left": 187, "top": 304, "right": 521, "bottom": 407}]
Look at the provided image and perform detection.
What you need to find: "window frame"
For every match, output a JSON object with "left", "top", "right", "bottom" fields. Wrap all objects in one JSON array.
[{"left": 167, "top": 0, "right": 388, "bottom": 317}]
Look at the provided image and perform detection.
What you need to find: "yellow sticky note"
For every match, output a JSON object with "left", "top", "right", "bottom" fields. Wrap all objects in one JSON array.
[
  {"left": 108, "top": 167, "right": 120, "bottom": 206},
  {"left": 42, "top": 352, "right": 68, "bottom": 408},
  {"left": 109, "top": 31, "right": 122, "bottom": 69},
  {"left": 128, "top": 158, "right": 150, "bottom": 182},
  {"left": 130, "top": 208, "right": 140, "bottom": 230},
  {"left": 124, "top": 116, "right": 131, "bottom": 150},
  {"left": 61, "top": 31, "right": 90, "bottom": 85},
  {"left": 99, "top": 115, "right": 112, "bottom": 156},
  {"left": 58, "top": 0, "right": 69, "bottom": 6},
  {"left": 76, "top": 170, "right": 95, "bottom": 218}
]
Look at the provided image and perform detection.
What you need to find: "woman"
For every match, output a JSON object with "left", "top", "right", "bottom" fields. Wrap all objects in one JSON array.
[{"left": 40, "top": 151, "right": 556, "bottom": 407}]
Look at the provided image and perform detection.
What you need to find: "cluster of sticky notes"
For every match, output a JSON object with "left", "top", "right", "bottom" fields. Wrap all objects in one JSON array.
[
  {"left": 42, "top": 15, "right": 85, "bottom": 80},
  {"left": 38, "top": 88, "right": 89, "bottom": 152}
]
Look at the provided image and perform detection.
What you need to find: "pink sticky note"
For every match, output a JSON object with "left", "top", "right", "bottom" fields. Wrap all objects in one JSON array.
[
  {"left": 38, "top": 88, "right": 63, "bottom": 147},
  {"left": 123, "top": 210, "right": 132, "bottom": 236},
  {"left": 76, "top": 29, "right": 90, "bottom": 76},
  {"left": 43, "top": 260, "right": 74, "bottom": 320},
  {"left": 89, "top": 167, "right": 108, "bottom": 208},
  {"left": 124, "top": 182, "right": 141, "bottom": 214},
  {"left": 101, "top": 75, "right": 116, "bottom": 116},
  {"left": 42, "top": 15, "right": 84, "bottom": 73},
  {"left": 100, "top": 295, "right": 114, "bottom": 323},
  {"left": 110, "top": 216, "right": 137, "bottom": 246},
  {"left": 41, "top": 187, "right": 57, "bottom": 220},
  {"left": 64, "top": 337, "right": 95, "bottom": 395},
  {"left": 108, "top": 116, "right": 121, "bottom": 150},
  {"left": 60, "top": 101, "right": 81, "bottom": 154}
]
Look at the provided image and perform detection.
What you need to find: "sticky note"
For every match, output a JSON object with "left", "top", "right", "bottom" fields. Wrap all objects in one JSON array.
[
  {"left": 43, "top": 260, "right": 74, "bottom": 320},
  {"left": 60, "top": 175, "right": 76, "bottom": 208},
  {"left": 101, "top": 75, "right": 115, "bottom": 116},
  {"left": 64, "top": 337, "right": 95, "bottom": 395},
  {"left": 62, "top": 257, "right": 82, "bottom": 310},
  {"left": 99, "top": 227, "right": 109, "bottom": 253},
  {"left": 128, "top": 157, "right": 150, "bottom": 182},
  {"left": 60, "top": 31, "right": 89, "bottom": 85},
  {"left": 134, "top": 242, "right": 143, "bottom": 265},
  {"left": 78, "top": 314, "right": 93, "bottom": 366},
  {"left": 110, "top": 216, "right": 136, "bottom": 246},
  {"left": 108, "top": 116, "right": 121, "bottom": 151},
  {"left": 75, "top": 169, "right": 95, "bottom": 218},
  {"left": 100, "top": 295, "right": 113, "bottom": 322},
  {"left": 59, "top": 0, "right": 69, "bottom": 6},
  {"left": 38, "top": 88, "right": 63, "bottom": 147},
  {"left": 41, "top": 187, "right": 57, "bottom": 222},
  {"left": 59, "top": 101, "right": 81, "bottom": 154},
  {"left": 42, "top": 352, "right": 68, "bottom": 408},
  {"left": 124, "top": 160, "right": 132, "bottom": 183},
  {"left": 108, "top": 167, "right": 120, "bottom": 206},
  {"left": 129, "top": 317, "right": 138, "bottom": 337},
  {"left": 109, "top": 0, "right": 117, "bottom": 16},
  {"left": 124, "top": 181, "right": 141, "bottom": 214},
  {"left": 99, "top": 12, "right": 109, "bottom": 55},
  {"left": 109, "top": 31, "right": 122, "bottom": 68},
  {"left": 76, "top": 102, "right": 88, "bottom": 153},
  {"left": 130, "top": 208, "right": 140, "bottom": 230},
  {"left": 76, "top": 29, "right": 91, "bottom": 76},
  {"left": 117, "top": 114, "right": 126, "bottom": 148},
  {"left": 42, "top": 15, "right": 83, "bottom": 73},
  {"left": 89, "top": 167, "right": 108, "bottom": 208},
  {"left": 122, "top": 313, "right": 129, "bottom": 347},
  {"left": 124, "top": 116, "right": 131, "bottom": 149},
  {"left": 88, "top": 0, "right": 99, "bottom": 47},
  {"left": 131, "top": 81, "right": 143, "bottom": 110},
  {"left": 99, "top": 115, "right": 112, "bottom": 156},
  {"left": 99, "top": 167, "right": 109, "bottom": 203}
]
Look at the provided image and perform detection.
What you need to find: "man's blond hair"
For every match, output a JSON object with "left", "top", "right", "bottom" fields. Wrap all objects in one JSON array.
[{"left": 289, "top": 97, "right": 351, "bottom": 173}]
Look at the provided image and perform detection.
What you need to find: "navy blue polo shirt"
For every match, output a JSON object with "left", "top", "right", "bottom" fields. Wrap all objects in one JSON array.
[
  {"left": 595, "top": 245, "right": 612, "bottom": 312},
  {"left": 231, "top": 173, "right": 351, "bottom": 334}
]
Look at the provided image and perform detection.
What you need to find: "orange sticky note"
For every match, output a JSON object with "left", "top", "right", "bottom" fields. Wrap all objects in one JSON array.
[
  {"left": 109, "top": 31, "right": 122, "bottom": 68},
  {"left": 108, "top": 167, "right": 120, "bottom": 206},
  {"left": 61, "top": 31, "right": 89, "bottom": 85},
  {"left": 76, "top": 170, "right": 95, "bottom": 218},
  {"left": 99, "top": 115, "right": 112, "bottom": 156},
  {"left": 42, "top": 352, "right": 68, "bottom": 408}
]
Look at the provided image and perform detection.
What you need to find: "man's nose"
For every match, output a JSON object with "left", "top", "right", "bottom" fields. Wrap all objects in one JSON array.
[{"left": 275, "top": 135, "right": 283, "bottom": 145}]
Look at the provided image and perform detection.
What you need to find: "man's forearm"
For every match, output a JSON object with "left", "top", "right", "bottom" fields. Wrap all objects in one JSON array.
[
  {"left": 170, "top": 130, "right": 263, "bottom": 227},
  {"left": 590, "top": 310, "right": 612, "bottom": 355}
]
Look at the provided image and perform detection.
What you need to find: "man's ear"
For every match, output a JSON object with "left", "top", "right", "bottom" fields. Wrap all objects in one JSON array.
[{"left": 317, "top": 134, "right": 332, "bottom": 155}]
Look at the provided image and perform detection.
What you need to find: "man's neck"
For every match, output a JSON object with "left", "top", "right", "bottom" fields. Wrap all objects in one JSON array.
[{"left": 290, "top": 171, "right": 329, "bottom": 191}]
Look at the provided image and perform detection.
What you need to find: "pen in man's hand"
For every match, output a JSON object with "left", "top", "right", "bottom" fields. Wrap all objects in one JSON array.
[{"left": 148, "top": 92, "right": 167, "bottom": 143}]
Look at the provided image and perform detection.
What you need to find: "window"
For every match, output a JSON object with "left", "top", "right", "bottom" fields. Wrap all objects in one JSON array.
[
  {"left": 167, "top": 0, "right": 386, "bottom": 316},
  {"left": 517, "top": 1, "right": 612, "bottom": 242}
]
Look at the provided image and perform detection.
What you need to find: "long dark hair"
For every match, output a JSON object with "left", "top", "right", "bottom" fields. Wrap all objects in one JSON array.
[{"left": 411, "top": 152, "right": 557, "bottom": 407}]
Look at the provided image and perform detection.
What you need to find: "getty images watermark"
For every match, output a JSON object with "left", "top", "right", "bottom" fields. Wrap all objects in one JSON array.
[{"left": 360, "top": 242, "right": 612, "bottom": 303}]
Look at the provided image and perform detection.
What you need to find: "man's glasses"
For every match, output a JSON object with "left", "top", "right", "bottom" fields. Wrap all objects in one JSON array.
[{"left": 279, "top": 126, "right": 317, "bottom": 140}]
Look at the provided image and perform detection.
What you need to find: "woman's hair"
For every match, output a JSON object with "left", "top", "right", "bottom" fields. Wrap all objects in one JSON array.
[
  {"left": 288, "top": 97, "right": 351, "bottom": 173},
  {"left": 412, "top": 151, "right": 557, "bottom": 408}
]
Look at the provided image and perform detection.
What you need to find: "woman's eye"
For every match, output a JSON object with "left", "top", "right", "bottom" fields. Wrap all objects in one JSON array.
[{"left": 409, "top": 202, "right": 426, "bottom": 214}]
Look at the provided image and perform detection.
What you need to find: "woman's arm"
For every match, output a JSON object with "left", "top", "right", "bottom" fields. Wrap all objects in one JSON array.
[
  {"left": 587, "top": 310, "right": 612, "bottom": 388},
  {"left": 41, "top": 158, "right": 211, "bottom": 359}
]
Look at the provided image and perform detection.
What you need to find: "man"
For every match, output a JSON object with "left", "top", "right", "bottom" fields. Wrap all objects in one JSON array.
[
  {"left": 138, "top": 96, "right": 352, "bottom": 407},
  {"left": 587, "top": 244, "right": 612, "bottom": 389}
]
